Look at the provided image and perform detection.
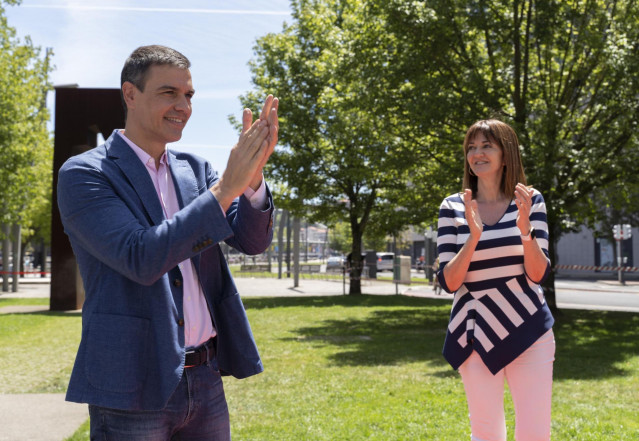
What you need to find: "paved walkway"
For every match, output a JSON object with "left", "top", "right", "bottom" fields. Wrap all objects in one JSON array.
[
  {"left": 1, "top": 275, "right": 638, "bottom": 440},
  {"left": 0, "top": 394, "right": 88, "bottom": 441}
]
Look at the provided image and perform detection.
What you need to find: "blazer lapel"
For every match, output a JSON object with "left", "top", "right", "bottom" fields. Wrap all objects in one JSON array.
[
  {"left": 168, "top": 151, "right": 204, "bottom": 270},
  {"left": 168, "top": 151, "right": 199, "bottom": 209},
  {"left": 105, "top": 132, "right": 166, "bottom": 226}
]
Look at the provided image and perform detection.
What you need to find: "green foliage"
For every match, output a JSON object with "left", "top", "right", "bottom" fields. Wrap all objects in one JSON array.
[
  {"left": 380, "top": 0, "right": 639, "bottom": 306},
  {"left": 382, "top": 0, "right": 639, "bottom": 237},
  {"left": 242, "top": 0, "right": 638, "bottom": 297},
  {"left": 239, "top": 0, "right": 441, "bottom": 292},
  {"left": 329, "top": 220, "right": 389, "bottom": 254},
  {"left": 0, "top": 1, "right": 53, "bottom": 241},
  {"left": 328, "top": 220, "right": 351, "bottom": 254}
]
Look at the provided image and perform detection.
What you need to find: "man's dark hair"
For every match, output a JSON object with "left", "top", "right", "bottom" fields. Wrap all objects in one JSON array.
[{"left": 120, "top": 45, "right": 191, "bottom": 117}]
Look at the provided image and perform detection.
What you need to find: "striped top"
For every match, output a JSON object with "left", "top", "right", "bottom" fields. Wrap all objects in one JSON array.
[{"left": 436, "top": 190, "right": 554, "bottom": 374}]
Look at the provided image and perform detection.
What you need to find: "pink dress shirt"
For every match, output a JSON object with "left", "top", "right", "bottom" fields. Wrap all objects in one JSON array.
[{"left": 118, "top": 131, "right": 267, "bottom": 348}]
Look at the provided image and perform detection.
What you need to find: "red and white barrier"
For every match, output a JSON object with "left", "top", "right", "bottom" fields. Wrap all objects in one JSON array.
[{"left": 554, "top": 264, "right": 639, "bottom": 272}]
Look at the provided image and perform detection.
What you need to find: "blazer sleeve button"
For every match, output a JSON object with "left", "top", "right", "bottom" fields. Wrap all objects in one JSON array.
[{"left": 178, "top": 319, "right": 185, "bottom": 326}]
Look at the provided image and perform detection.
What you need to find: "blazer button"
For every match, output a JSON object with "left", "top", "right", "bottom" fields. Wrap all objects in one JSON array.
[
  {"left": 173, "top": 279, "right": 182, "bottom": 287},
  {"left": 178, "top": 319, "right": 185, "bottom": 326}
]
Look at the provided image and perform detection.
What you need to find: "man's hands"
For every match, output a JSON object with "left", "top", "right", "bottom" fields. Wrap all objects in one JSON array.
[
  {"left": 210, "top": 95, "right": 279, "bottom": 212},
  {"left": 248, "top": 95, "right": 279, "bottom": 191}
]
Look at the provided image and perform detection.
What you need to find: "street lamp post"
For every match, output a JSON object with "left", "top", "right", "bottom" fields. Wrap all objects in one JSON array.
[
  {"left": 613, "top": 224, "right": 633, "bottom": 286},
  {"left": 425, "top": 226, "right": 435, "bottom": 281}
]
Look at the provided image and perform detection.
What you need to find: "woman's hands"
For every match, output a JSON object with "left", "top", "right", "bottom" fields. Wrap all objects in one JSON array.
[
  {"left": 442, "top": 190, "right": 483, "bottom": 293},
  {"left": 463, "top": 189, "right": 483, "bottom": 238},
  {"left": 514, "top": 183, "right": 533, "bottom": 235},
  {"left": 514, "top": 183, "right": 549, "bottom": 282}
]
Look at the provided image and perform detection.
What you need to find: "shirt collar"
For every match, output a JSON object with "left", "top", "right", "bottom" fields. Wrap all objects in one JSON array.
[{"left": 117, "top": 130, "right": 168, "bottom": 171}]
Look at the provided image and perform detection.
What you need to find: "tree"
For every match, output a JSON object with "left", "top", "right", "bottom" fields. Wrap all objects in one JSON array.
[
  {"left": 328, "top": 220, "right": 390, "bottom": 256},
  {"left": 328, "top": 221, "right": 351, "bottom": 255},
  {"left": 381, "top": 0, "right": 639, "bottom": 308},
  {"left": 240, "top": 0, "right": 638, "bottom": 303},
  {"left": 0, "top": 0, "right": 53, "bottom": 284},
  {"left": 238, "top": 0, "right": 432, "bottom": 294}
]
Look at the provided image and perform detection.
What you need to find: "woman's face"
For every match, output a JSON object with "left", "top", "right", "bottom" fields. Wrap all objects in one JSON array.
[{"left": 466, "top": 133, "right": 504, "bottom": 179}]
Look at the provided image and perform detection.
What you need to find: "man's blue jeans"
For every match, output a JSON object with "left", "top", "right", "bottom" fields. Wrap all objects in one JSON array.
[{"left": 89, "top": 361, "right": 230, "bottom": 440}]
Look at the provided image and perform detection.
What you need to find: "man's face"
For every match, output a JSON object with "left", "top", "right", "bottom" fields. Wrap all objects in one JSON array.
[{"left": 126, "top": 64, "right": 194, "bottom": 145}]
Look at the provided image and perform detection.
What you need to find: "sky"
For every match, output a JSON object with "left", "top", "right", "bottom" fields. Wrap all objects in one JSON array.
[{"left": 5, "top": 0, "right": 293, "bottom": 170}]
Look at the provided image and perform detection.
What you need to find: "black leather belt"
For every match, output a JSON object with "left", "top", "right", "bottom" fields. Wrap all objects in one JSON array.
[{"left": 184, "top": 337, "right": 216, "bottom": 368}]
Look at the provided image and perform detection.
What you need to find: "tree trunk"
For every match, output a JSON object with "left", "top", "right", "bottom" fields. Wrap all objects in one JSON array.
[
  {"left": 20, "top": 237, "right": 26, "bottom": 278},
  {"left": 293, "top": 216, "right": 301, "bottom": 288},
  {"left": 11, "top": 224, "right": 21, "bottom": 292},
  {"left": 2, "top": 224, "right": 10, "bottom": 292},
  {"left": 277, "top": 209, "right": 287, "bottom": 279},
  {"left": 286, "top": 214, "right": 291, "bottom": 278},
  {"left": 267, "top": 210, "right": 278, "bottom": 273},
  {"left": 349, "top": 221, "right": 363, "bottom": 295},
  {"left": 543, "top": 225, "right": 559, "bottom": 314}
]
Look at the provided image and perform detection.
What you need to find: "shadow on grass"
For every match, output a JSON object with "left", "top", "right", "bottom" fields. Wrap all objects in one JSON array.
[
  {"left": 246, "top": 295, "right": 454, "bottom": 372},
  {"left": 292, "top": 306, "right": 452, "bottom": 369},
  {"left": 552, "top": 309, "right": 639, "bottom": 380},
  {"left": 243, "top": 294, "right": 451, "bottom": 310},
  {"left": 244, "top": 295, "right": 639, "bottom": 381}
]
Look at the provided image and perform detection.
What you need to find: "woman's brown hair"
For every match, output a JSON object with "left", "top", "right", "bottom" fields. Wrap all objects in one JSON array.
[{"left": 462, "top": 119, "right": 527, "bottom": 198}]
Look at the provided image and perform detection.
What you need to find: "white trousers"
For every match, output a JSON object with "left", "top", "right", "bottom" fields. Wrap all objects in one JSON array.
[{"left": 458, "top": 330, "right": 555, "bottom": 441}]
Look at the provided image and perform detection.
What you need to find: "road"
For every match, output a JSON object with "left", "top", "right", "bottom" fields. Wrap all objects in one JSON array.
[
  {"left": 3, "top": 274, "right": 639, "bottom": 313},
  {"left": 403, "top": 273, "right": 639, "bottom": 313},
  {"left": 554, "top": 279, "right": 639, "bottom": 312}
]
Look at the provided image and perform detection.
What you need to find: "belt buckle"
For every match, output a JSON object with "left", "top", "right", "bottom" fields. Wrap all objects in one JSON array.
[
  {"left": 184, "top": 340, "right": 211, "bottom": 369},
  {"left": 184, "top": 347, "right": 197, "bottom": 369}
]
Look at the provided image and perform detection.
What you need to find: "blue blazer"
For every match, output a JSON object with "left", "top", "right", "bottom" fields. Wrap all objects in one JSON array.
[{"left": 57, "top": 131, "right": 273, "bottom": 411}]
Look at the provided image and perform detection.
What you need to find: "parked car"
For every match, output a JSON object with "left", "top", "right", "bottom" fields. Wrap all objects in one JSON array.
[
  {"left": 376, "top": 252, "right": 394, "bottom": 272},
  {"left": 326, "top": 256, "right": 345, "bottom": 271}
]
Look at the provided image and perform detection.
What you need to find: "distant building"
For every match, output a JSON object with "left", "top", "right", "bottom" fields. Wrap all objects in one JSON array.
[
  {"left": 555, "top": 225, "right": 637, "bottom": 277},
  {"left": 405, "top": 225, "right": 638, "bottom": 278}
]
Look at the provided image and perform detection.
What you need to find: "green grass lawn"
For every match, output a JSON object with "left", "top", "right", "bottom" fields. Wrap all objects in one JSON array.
[
  {"left": 0, "top": 297, "right": 50, "bottom": 308},
  {"left": 0, "top": 297, "right": 80, "bottom": 394},
  {"left": 1, "top": 295, "right": 637, "bottom": 440}
]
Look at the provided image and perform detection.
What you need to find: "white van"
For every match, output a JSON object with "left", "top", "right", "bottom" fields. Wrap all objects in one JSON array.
[{"left": 376, "top": 252, "right": 394, "bottom": 272}]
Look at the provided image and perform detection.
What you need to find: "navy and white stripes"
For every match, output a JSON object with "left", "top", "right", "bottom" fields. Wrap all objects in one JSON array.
[{"left": 436, "top": 190, "right": 554, "bottom": 374}]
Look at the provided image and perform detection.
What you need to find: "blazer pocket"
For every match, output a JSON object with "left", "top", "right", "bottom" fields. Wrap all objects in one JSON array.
[
  {"left": 215, "top": 293, "right": 257, "bottom": 360},
  {"left": 85, "top": 313, "right": 150, "bottom": 393}
]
